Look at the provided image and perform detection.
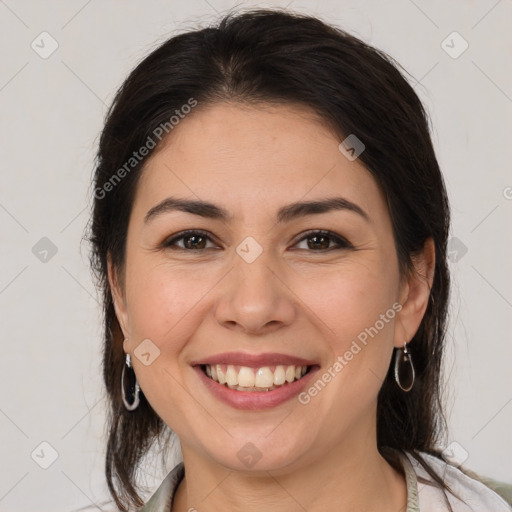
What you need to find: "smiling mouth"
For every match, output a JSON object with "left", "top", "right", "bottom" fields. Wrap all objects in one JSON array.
[{"left": 200, "top": 363, "right": 313, "bottom": 392}]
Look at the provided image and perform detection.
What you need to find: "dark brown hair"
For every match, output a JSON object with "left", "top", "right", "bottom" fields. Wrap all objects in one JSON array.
[{"left": 87, "top": 8, "right": 452, "bottom": 510}]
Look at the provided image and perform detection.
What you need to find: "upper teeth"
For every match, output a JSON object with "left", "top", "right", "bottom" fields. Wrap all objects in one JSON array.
[{"left": 205, "top": 364, "right": 308, "bottom": 388}]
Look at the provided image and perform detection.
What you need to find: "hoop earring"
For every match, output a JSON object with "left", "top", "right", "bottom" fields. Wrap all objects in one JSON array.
[
  {"left": 394, "top": 340, "right": 415, "bottom": 392},
  {"left": 121, "top": 352, "right": 141, "bottom": 411}
]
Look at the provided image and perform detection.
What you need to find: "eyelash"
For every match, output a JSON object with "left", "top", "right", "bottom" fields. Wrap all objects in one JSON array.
[{"left": 162, "top": 229, "right": 353, "bottom": 252}]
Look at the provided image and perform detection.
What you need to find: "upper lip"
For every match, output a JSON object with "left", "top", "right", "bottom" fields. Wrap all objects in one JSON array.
[{"left": 191, "top": 352, "right": 317, "bottom": 368}]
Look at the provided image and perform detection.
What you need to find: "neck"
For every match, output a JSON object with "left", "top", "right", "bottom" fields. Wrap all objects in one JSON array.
[{"left": 172, "top": 438, "right": 407, "bottom": 512}]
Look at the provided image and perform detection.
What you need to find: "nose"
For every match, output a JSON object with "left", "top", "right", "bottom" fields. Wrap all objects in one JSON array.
[{"left": 214, "top": 247, "right": 296, "bottom": 336}]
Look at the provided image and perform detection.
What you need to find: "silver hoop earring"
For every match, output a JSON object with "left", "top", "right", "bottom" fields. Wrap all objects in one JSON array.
[
  {"left": 121, "top": 353, "right": 141, "bottom": 411},
  {"left": 394, "top": 340, "right": 415, "bottom": 392}
]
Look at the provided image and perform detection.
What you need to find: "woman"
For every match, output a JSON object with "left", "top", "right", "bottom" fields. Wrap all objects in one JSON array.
[{"left": 88, "top": 9, "right": 512, "bottom": 512}]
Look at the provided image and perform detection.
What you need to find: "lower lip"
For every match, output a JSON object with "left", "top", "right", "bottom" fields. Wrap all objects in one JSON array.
[{"left": 193, "top": 365, "right": 320, "bottom": 410}]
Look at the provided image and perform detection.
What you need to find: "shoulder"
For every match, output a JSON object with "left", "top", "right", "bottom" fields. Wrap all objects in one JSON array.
[
  {"left": 403, "top": 450, "right": 512, "bottom": 511},
  {"left": 139, "top": 462, "right": 185, "bottom": 512}
]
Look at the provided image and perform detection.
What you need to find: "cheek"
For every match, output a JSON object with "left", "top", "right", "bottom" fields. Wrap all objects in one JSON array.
[
  {"left": 125, "top": 258, "right": 210, "bottom": 340},
  {"left": 292, "top": 264, "right": 398, "bottom": 425},
  {"left": 295, "top": 258, "right": 399, "bottom": 376},
  {"left": 303, "top": 256, "right": 397, "bottom": 327},
  {"left": 122, "top": 261, "right": 217, "bottom": 418}
]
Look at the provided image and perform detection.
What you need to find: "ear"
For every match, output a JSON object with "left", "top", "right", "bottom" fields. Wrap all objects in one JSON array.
[
  {"left": 394, "top": 237, "right": 436, "bottom": 347},
  {"left": 107, "top": 253, "right": 129, "bottom": 340}
]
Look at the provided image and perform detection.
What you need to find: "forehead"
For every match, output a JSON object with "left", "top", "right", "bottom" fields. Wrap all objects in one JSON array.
[{"left": 132, "top": 102, "right": 387, "bottom": 225}]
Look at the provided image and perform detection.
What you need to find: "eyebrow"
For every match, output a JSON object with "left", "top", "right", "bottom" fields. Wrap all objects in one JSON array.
[{"left": 144, "top": 196, "right": 370, "bottom": 224}]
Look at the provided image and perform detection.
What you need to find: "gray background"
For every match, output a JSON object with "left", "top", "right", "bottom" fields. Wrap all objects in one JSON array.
[{"left": 1, "top": 0, "right": 511, "bottom": 510}]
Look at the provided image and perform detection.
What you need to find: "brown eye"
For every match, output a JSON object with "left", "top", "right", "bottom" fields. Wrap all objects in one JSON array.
[
  {"left": 294, "top": 230, "right": 352, "bottom": 251},
  {"left": 163, "top": 230, "right": 217, "bottom": 250}
]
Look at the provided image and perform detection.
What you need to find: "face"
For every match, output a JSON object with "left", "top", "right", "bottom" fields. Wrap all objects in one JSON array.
[{"left": 110, "top": 101, "right": 429, "bottom": 474}]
